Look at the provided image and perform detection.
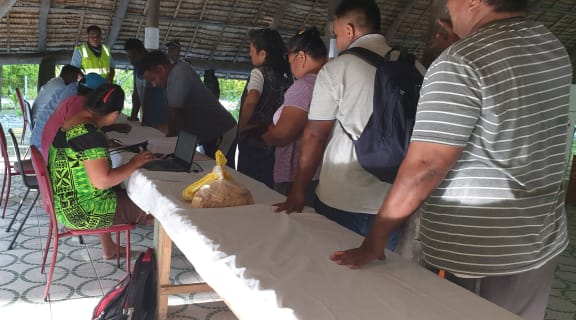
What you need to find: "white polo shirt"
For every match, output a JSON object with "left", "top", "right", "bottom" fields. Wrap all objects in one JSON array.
[{"left": 308, "top": 34, "right": 392, "bottom": 214}]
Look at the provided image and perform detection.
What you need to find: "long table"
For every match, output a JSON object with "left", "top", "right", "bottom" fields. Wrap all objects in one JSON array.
[{"left": 109, "top": 122, "right": 521, "bottom": 320}]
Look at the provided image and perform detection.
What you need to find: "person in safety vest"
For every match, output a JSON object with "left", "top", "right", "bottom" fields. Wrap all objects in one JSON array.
[{"left": 71, "top": 25, "right": 115, "bottom": 83}]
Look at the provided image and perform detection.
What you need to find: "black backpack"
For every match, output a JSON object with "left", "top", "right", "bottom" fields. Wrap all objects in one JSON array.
[
  {"left": 92, "top": 248, "right": 157, "bottom": 320},
  {"left": 338, "top": 47, "right": 423, "bottom": 183}
]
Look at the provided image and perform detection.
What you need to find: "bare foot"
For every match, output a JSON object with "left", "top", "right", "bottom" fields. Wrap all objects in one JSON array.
[{"left": 102, "top": 246, "right": 127, "bottom": 260}]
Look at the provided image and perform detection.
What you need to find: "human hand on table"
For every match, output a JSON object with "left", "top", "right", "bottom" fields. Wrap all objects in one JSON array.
[
  {"left": 274, "top": 188, "right": 305, "bottom": 214},
  {"left": 129, "top": 151, "right": 156, "bottom": 168},
  {"left": 330, "top": 238, "right": 387, "bottom": 269}
]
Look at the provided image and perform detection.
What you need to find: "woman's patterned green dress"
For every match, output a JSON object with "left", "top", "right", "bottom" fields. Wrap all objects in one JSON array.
[{"left": 48, "top": 123, "right": 117, "bottom": 229}]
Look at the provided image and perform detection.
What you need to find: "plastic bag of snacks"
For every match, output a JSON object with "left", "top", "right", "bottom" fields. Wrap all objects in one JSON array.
[{"left": 182, "top": 150, "right": 254, "bottom": 208}]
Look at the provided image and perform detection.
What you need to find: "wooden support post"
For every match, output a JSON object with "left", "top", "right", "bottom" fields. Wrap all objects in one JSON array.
[{"left": 156, "top": 223, "right": 171, "bottom": 320}]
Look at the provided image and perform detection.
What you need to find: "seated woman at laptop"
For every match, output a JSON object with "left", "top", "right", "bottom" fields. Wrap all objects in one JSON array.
[{"left": 48, "top": 84, "right": 156, "bottom": 259}]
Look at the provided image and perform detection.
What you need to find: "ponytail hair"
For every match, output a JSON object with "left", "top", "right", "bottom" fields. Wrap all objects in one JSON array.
[{"left": 288, "top": 27, "right": 328, "bottom": 59}]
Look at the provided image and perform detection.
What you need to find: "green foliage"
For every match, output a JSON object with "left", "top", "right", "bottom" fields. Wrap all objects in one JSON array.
[
  {"left": 218, "top": 78, "right": 246, "bottom": 121},
  {"left": 114, "top": 68, "right": 135, "bottom": 116},
  {"left": 2, "top": 64, "right": 39, "bottom": 108},
  {"left": 1, "top": 63, "right": 245, "bottom": 121}
]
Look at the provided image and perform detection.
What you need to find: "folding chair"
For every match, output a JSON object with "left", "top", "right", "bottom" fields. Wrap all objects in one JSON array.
[
  {"left": 0, "top": 122, "right": 33, "bottom": 219},
  {"left": 29, "top": 146, "right": 135, "bottom": 301},
  {"left": 15, "top": 88, "right": 32, "bottom": 143},
  {"left": 6, "top": 129, "right": 39, "bottom": 250}
]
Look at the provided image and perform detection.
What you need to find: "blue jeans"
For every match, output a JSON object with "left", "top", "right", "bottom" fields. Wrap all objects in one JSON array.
[{"left": 314, "top": 198, "right": 399, "bottom": 250}]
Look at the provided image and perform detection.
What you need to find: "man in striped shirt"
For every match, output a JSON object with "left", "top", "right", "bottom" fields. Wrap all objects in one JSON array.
[{"left": 332, "top": 0, "right": 572, "bottom": 319}]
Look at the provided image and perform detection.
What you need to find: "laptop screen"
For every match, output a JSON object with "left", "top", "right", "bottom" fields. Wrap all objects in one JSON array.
[{"left": 174, "top": 130, "right": 198, "bottom": 165}]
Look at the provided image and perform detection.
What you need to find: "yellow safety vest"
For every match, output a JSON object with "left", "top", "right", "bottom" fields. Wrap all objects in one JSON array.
[{"left": 77, "top": 44, "right": 111, "bottom": 80}]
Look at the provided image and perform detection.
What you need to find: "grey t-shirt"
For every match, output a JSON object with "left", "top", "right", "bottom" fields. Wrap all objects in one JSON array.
[{"left": 167, "top": 61, "right": 236, "bottom": 143}]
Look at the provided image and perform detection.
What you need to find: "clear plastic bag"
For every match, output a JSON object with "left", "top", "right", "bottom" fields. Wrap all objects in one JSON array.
[{"left": 182, "top": 150, "right": 254, "bottom": 208}]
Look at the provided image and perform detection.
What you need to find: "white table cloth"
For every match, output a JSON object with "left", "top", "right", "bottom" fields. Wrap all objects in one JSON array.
[{"left": 111, "top": 120, "right": 521, "bottom": 320}]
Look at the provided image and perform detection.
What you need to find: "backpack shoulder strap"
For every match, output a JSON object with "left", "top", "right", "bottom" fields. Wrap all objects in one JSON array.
[{"left": 339, "top": 46, "right": 389, "bottom": 67}]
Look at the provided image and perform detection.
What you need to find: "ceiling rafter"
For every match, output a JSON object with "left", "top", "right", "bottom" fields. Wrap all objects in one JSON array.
[
  {"left": 135, "top": 1, "right": 148, "bottom": 40},
  {"left": 232, "top": 0, "right": 267, "bottom": 63},
  {"left": 300, "top": 0, "right": 320, "bottom": 30},
  {"left": 74, "top": 0, "right": 88, "bottom": 47},
  {"left": 251, "top": 0, "right": 266, "bottom": 25},
  {"left": 386, "top": 0, "right": 417, "bottom": 42},
  {"left": 184, "top": 0, "right": 209, "bottom": 58},
  {"left": 207, "top": 0, "right": 239, "bottom": 61},
  {"left": 5, "top": 13, "right": 10, "bottom": 53},
  {"left": 106, "top": 0, "right": 130, "bottom": 47},
  {"left": 0, "top": 0, "right": 17, "bottom": 19},
  {"left": 37, "top": 0, "right": 50, "bottom": 51},
  {"left": 270, "top": 1, "right": 289, "bottom": 30},
  {"left": 163, "top": 0, "right": 183, "bottom": 43}
]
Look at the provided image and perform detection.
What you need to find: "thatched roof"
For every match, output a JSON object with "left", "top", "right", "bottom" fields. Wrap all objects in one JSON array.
[{"left": 0, "top": 0, "right": 575, "bottom": 80}]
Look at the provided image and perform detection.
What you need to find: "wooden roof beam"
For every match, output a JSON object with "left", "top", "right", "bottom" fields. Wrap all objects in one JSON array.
[
  {"left": 270, "top": 1, "right": 289, "bottom": 30},
  {"left": 38, "top": 0, "right": 50, "bottom": 52},
  {"left": 207, "top": 0, "right": 239, "bottom": 60},
  {"left": 386, "top": 0, "right": 417, "bottom": 42},
  {"left": 74, "top": 0, "right": 88, "bottom": 47},
  {"left": 163, "top": 0, "right": 183, "bottom": 43},
  {"left": 0, "top": 0, "right": 17, "bottom": 18},
  {"left": 300, "top": 0, "right": 320, "bottom": 30},
  {"left": 185, "top": 0, "right": 209, "bottom": 57},
  {"left": 106, "top": 0, "right": 130, "bottom": 47}
]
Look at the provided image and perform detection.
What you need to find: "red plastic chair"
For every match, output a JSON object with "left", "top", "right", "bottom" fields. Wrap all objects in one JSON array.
[
  {"left": 15, "top": 88, "right": 31, "bottom": 143},
  {"left": 0, "top": 122, "right": 33, "bottom": 219},
  {"left": 28, "top": 146, "right": 135, "bottom": 301},
  {"left": 6, "top": 129, "right": 39, "bottom": 250}
]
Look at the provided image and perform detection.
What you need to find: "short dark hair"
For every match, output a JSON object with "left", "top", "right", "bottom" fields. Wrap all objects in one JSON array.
[
  {"left": 87, "top": 25, "right": 101, "bottom": 34},
  {"left": 334, "top": 0, "right": 381, "bottom": 33},
  {"left": 59, "top": 64, "right": 82, "bottom": 77},
  {"left": 484, "top": 0, "right": 532, "bottom": 12},
  {"left": 288, "top": 27, "right": 328, "bottom": 60},
  {"left": 139, "top": 51, "right": 172, "bottom": 72},
  {"left": 124, "top": 38, "right": 146, "bottom": 52},
  {"left": 84, "top": 84, "right": 125, "bottom": 115}
]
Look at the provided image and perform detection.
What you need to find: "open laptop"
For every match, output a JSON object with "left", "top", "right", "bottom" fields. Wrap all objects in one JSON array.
[{"left": 143, "top": 130, "right": 198, "bottom": 172}]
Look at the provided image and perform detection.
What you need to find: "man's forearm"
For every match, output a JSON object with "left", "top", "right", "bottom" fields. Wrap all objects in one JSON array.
[
  {"left": 367, "top": 142, "right": 463, "bottom": 245},
  {"left": 167, "top": 107, "right": 183, "bottom": 137},
  {"left": 292, "top": 127, "right": 330, "bottom": 192},
  {"left": 130, "top": 92, "right": 141, "bottom": 119}
]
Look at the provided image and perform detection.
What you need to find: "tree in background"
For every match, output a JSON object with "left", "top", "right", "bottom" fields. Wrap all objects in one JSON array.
[
  {"left": 2, "top": 64, "right": 39, "bottom": 108},
  {"left": 1, "top": 64, "right": 246, "bottom": 120},
  {"left": 218, "top": 78, "right": 246, "bottom": 120}
]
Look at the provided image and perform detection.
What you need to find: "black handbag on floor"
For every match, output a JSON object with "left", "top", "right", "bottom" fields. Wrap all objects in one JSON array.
[{"left": 92, "top": 247, "right": 157, "bottom": 320}]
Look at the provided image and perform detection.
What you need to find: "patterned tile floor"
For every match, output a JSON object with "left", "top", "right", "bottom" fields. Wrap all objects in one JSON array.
[
  {"left": 0, "top": 177, "right": 236, "bottom": 320},
  {"left": 546, "top": 205, "right": 576, "bottom": 320},
  {"left": 0, "top": 112, "right": 236, "bottom": 320},
  {"left": 1, "top": 111, "right": 575, "bottom": 319}
]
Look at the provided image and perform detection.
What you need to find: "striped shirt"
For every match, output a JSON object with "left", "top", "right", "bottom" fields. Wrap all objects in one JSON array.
[{"left": 411, "top": 17, "right": 573, "bottom": 276}]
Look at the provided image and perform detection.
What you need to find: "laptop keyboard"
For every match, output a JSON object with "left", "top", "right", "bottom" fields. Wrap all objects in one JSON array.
[{"left": 143, "top": 159, "right": 184, "bottom": 171}]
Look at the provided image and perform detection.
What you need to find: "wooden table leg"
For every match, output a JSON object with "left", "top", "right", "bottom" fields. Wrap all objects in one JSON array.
[
  {"left": 156, "top": 223, "right": 172, "bottom": 320},
  {"left": 154, "top": 220, "right": 214, "bottom": 320}
]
